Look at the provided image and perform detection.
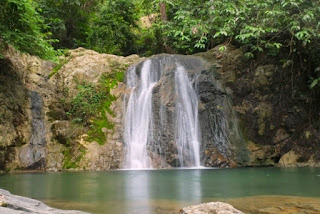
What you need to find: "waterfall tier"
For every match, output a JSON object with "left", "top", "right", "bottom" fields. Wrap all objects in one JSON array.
[
  {"left": 123, "top": 54, "right": 249, "bottom": 169},
  {"left": 124, "top": 55, "right": 205, "bottom": 169}
]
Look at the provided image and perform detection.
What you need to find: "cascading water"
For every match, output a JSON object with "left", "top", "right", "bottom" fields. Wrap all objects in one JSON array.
[
  {"left": 19, "top": 91, "right": 46, "bottom": 169},
  {"left": 174, "top": 64, "right": 200, "bottom": 167},
  {"left": 124, "top": 60, "right": 160, "bottom": 169},
  {"left": 124, "top": 56, "right": 201, "bottom": 169}
]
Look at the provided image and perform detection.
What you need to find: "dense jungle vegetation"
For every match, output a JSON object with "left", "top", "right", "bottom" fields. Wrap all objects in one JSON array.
[{"left": 1, "top": 0, "right": 320, "bottom": 88}]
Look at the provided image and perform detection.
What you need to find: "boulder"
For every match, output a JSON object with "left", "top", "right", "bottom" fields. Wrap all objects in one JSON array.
[
  {"left": 0, "top": 189, "right": 88, "bottom": 214},
  {"left": 278, "top": 150, "right": 299, "bottom": 167},
  {"left": 180, "top": 202, "right": 244, "bottom": 214}
]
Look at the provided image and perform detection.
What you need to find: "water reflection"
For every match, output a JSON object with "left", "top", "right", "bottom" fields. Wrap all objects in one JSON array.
[
  {"left": 176, "top": 169, "right": 201, "bottom": 203},
  {"left": 0, "top": 168, "right": 320, "bottom": 214},
  {"left": 122, "top": 169, "right": 203, "bottom": 213},
  {"left": 124, "top": 170, "right": 151, "bottom": 213}
]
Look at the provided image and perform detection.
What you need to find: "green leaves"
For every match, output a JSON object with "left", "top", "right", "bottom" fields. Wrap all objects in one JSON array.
[
  {"left": 309, "top": 67, "right": 320, "bottom": 89},
  {"left": 310, "top": 79, "right": 319, "bottom": 89},
  {"left": 155, "top": 0, "right": 320, "bottom": 61},
  {"left": 0, "top": 0, "right": 56, "bottom": 60},
  {"left": 87, "top": 0, "right": 138, "bottom": 56}
]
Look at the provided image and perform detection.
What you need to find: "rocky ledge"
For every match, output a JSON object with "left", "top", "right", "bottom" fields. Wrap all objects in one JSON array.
[
  {"left": 180, "top": 202, "right": 243, "bottom": 214},
  {"left": 0, "top": 189, "right": 88, "bottom": 214}
]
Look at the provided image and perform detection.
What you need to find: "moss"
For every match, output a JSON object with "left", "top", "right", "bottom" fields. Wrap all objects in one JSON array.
[
  {"left": 62, "top": 146, "right": 85, "bottom": 169},
  {"left": 88, "top": 114, "right": 114, "bottom": 145},
  {"left": 67, "top": 61, "right": 128, "bottom": 145}
]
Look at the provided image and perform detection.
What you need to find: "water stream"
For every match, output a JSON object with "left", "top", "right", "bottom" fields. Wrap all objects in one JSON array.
[{"left": 18, "top": 91, "right": 46, "bottom": 169}]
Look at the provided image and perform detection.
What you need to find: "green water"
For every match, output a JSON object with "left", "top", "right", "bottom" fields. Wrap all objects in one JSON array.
[{"left": 0, "top": 167, "right": 320, "bottom": 213}]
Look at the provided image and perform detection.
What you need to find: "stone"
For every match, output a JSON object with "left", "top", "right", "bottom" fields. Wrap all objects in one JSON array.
[
  {"left": 180, "top": 202, "right": 244, "bottom": 214},
  {"left": 0, "top": 189, "right": 88, "bottom": 214},
  {"left": 253, "top": 65, "right": 277, "bottom": 88},
  {"left": 278, "top": 150, "right": 299, "bottom": 167},
  {"left": 246, "top": 141, "right": 276, "bottom": 166},
  {"left": 253, "top": 103, "right": 272, "bottom": 136}
]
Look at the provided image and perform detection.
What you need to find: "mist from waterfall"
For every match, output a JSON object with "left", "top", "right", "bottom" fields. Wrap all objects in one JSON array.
[{"left": 124, "top": 57, "right": 201, "bottom": 169}]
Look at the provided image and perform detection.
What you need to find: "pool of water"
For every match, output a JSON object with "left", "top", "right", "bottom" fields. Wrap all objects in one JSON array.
[{"left": 1, "top": 167, "right": 320, "bottom": 213}]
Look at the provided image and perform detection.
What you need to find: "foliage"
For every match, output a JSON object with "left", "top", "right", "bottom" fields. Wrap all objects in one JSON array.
[
  {"left": 69, "top": 82, "right": 106, "bottom": 123},
  {"left": 87, "top": 68, "right": 125, "bottom": 144},
  {"left": 87, "top": 0, "right": 139, "bottom": 56},
  {"left": 0, "top": 0, "right": 56, "bottom": 60},
  {"left": 151, "top": 0, "right": 320, "bottom": 88},
  {"left": 62, "top": 146, "right": 85, "bottom": 169},
  {"left": 68, "top": 61, "right": 126, "bottom": 144},
  {"left": 35, "top": 0, "right": 99, "bottom": 49},
  {"left": 156, "top": 0, "right": 319, "bottom": 53},
  {"left": 48, "top": 51, "right": 71, "bottom": 78}
]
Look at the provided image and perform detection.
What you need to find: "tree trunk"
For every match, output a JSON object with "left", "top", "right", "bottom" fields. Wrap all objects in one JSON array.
[
  {"left": 159, "top": 2, "right": 168, "bottom": 22},
  {"left": 159, "top": 2, "right": 174, "bottom": 53}
]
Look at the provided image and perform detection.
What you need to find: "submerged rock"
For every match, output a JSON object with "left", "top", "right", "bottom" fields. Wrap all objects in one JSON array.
[
  {"left": 0, "top": 189, "right": 88, "bottom": 214},
  {"left": 180, "top": 202, "right": 244, "bottom": 214}
]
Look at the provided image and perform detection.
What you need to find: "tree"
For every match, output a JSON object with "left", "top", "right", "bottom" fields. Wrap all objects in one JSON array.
[
  {"left": 35, "top": 0, "right": 99, "bottom": 49},
  {"left": 87, "top": 0, "right": 138, "bottom": 55},
  {"left": 0, "top": 0, "right": 55, "bottom": 59}
]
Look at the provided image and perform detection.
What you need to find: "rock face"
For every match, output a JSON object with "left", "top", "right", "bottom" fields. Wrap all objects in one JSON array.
[
  {"left": 47, "top": 48, "right": 141, "bottom": 171},
  {"left": 0, "top": 47, "right": 54, "bottom": 171},
  {"left": 180, "top": 202, "right": 244, "bottom": 214},
  {"left": 0, "top": 47, "right": 141, "bottom": 172},
  {"left": 1, "top": 43, "right": 320, "bottom": 171},
  {"left": 0, "top": 189, "right": 88, "bottom": 214},
  {"left": 197, "top": 44, "right": 320, "bottom": 167}
]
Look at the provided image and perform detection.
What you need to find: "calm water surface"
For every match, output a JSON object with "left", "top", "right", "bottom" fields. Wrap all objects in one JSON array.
[{"left": 1, "top": 167, "right": 320, "bottom": 213}]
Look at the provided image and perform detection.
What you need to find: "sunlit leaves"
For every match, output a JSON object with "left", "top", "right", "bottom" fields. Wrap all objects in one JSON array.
[
  {"left": 0, "top": 0, "right": 56, "bottom": 60},
  {"left": 157, "top": 0, "right": 320, "bottom": 60}
]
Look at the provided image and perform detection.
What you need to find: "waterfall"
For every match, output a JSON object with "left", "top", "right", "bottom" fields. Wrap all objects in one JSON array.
[
  {"left": 19, "top": 91, "right": 46, "bottom": 169},
  {"left": 124, "top": 56, "right": 201, "bottom": 169},
  {"left": 175, "top": 64, "right": 200, "bottom": 167},
  {"left": 124, "top": 60, "right": 159, "bottom": 169}
]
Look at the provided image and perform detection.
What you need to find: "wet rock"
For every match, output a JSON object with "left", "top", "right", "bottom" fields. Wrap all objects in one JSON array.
[
  {"left": 197, "top": 70, "right": 249, "bottom": 166},
  {"left": 0, "top": 189, "right": 88, "bottom": 214},
  {"left": 246, "top": 141, "right": 277, "bottom": 166},
  {"left": 180, "top": 202, "right": 244, "bottom": 214},
  {"left": 131, "top": 54, "right": 250, "bottom": 168},
  {"left": 278, "top": 150, "right": 320, "bottom": 167},
  {"left": 253, "top": 103, "right": 272, "bottom": 136}
]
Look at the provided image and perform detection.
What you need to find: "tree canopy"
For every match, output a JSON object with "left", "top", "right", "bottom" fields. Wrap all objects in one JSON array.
[
  {"left": 1, "top": 0, "right": 320, "bottom": 88},
  {"left": 0, "top": 0, "right": 55, "bottom": 59}
]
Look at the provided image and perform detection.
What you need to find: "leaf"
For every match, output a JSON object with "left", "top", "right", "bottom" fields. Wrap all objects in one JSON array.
[
  {"left": 310, "top": 79, "right": 319, "bottom": 89},
  {"left": 244, "top": 52, "right": 254, "bottom": 59},
  {"left": 219, "top": 45, "right": 227, "bottom": 51}
]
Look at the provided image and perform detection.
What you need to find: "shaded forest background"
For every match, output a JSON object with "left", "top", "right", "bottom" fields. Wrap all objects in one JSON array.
[{"left": 1, "top": 0, "right": 320, "bottom": 90}]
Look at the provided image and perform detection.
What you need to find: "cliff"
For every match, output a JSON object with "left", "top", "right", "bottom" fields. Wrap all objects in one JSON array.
[{"left": 0, "top": 45, "right": 319, "bottom": 172}]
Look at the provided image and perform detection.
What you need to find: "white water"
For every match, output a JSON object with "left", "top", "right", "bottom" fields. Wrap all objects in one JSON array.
[
  {"left": 124, "top": 58, "right": 201, "bottom": 169},
  {"left": 124, "top": 60, "right": 158, "bottom": 169},
  {"left": 175, "top": 64, "right": 201, "bottom": 167}
]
